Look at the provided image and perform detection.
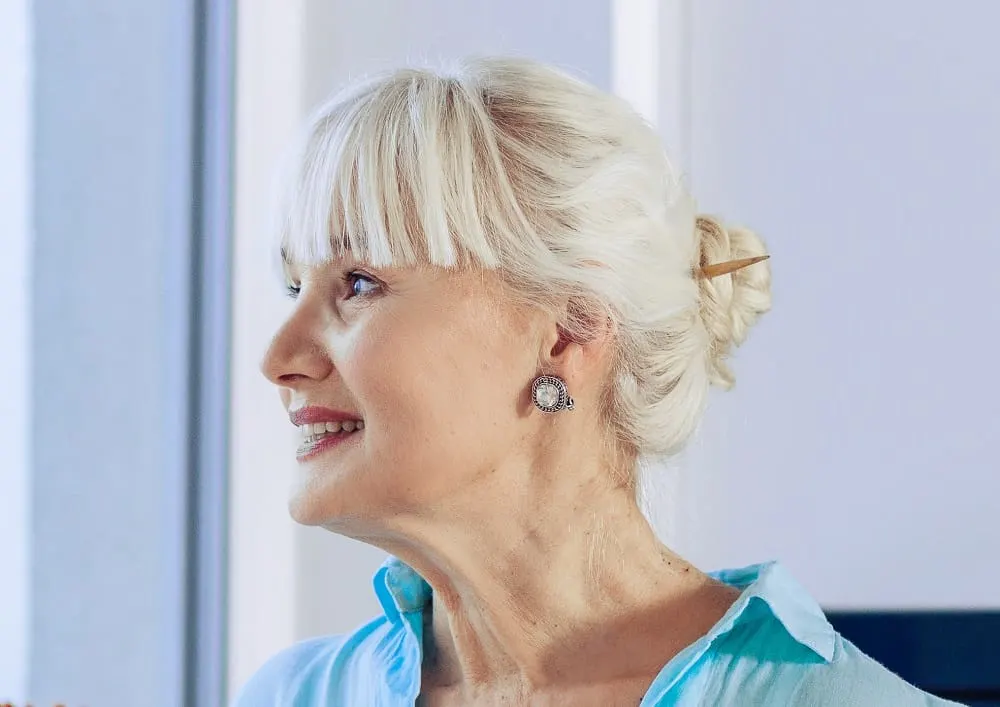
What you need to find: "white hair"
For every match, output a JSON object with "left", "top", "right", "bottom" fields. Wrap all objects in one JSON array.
[{"left": 278, "top": 56, "right": 771, "bottom": 465}]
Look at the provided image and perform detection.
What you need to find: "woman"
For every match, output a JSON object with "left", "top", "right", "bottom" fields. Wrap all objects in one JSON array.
[{"left": 237, "top": 58, "right": 957, "bottom": 706}]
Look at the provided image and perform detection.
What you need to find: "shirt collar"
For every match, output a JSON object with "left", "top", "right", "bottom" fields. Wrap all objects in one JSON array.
[
  {"left": 373, "top": 556, "right": 835, "bottom": 663},
  {"left": 708, "top": 561, "right": 836, "bottom": 662},
  {"left": 373, "top": 555, "right": 432, "bottom": 624}
]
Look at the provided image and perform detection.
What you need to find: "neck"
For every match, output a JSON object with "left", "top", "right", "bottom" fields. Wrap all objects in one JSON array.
[{"left": 359, "top": 448, "right": 735, "bottom": 696}]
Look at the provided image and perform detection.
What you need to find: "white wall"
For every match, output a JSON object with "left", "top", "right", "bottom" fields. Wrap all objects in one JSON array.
[
  {"left": 0, "top": 0, "right": 31, "bottom": 702},
  {"left": 670, "top": 1, "right": 1000, "bottom": 609}
]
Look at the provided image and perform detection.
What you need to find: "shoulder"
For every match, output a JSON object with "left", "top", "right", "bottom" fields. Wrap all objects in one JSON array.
[
  {"left": 230, "top": 617, "right": 391, "bottom": 707},
  {"left": 693, "top": 562, "right": 960, "bottom": 706},
  {"left": 787, "top": 635, "right": 961, "bottom": 706},
  {"left": 230, "top": 634, "right": 348, "bottom": 707}
]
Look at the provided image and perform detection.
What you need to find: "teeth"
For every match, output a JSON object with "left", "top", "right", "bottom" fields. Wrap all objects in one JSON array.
[{"left": 298, "top": 419, "right": 364, "bottom": 443}]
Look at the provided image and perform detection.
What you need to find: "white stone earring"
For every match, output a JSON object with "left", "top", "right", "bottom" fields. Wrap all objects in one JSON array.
[{"left": 531, "top": 375, "right": 574, "bottom": 413}]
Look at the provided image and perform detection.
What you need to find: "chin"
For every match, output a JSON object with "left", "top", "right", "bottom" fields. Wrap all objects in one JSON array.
[
  {"left": 287, "top": 493, "right": 327, "bottom": 527},
  {"left": 286, "top": 464, "right": 402, "bottom": 531}
]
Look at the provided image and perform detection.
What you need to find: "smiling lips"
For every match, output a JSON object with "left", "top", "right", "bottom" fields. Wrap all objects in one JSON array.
[{"left": 290, "top": 406, "right": 365, "bottom": 460}]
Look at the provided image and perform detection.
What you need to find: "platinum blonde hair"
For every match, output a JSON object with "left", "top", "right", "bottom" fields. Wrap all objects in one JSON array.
[{"left": 278, "top": 57, "right": 771, "bottom": 463}]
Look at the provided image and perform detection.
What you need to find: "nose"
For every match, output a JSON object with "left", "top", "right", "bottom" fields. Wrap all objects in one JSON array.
[{"left": 260, "top": 304, "right": 335, "bottom": 388}]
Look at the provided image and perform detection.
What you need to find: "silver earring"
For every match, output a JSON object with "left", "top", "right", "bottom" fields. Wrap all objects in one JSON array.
[{"left": 531, "top": 375, "right": 575, "bottom": 413}]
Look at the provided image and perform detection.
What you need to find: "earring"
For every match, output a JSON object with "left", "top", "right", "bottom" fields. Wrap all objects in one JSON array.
[{"left": 531, "top": 375, "right": 575, "bottom": 413}]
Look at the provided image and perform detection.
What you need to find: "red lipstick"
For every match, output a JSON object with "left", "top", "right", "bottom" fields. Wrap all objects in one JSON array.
[
  {"left": 290, "top": 406, "right": 365, "bottom": 462},
  {"left": 290, "top": 406, "right": 361, "bottom": 426}
]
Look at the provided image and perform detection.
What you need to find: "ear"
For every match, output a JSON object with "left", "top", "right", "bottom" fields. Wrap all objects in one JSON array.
[{"left": 539, "top": 298, "right": 615, "bottom": 377}]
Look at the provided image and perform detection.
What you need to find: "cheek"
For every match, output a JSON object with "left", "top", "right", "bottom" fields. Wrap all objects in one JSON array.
[{"left": 344, "top": 307, "right": 528, "bottom": 469}]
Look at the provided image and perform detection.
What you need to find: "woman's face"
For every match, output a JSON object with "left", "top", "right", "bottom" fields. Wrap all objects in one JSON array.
[{"left": 261, "top": 259, "right": 548, "bottom": 530}]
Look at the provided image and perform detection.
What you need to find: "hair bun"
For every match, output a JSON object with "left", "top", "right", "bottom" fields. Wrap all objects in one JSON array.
[{"left": 695, "top": 215, "right": 772, "bottom": 389}]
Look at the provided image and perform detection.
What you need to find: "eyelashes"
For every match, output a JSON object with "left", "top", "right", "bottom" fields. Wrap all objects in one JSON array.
[
  {"left": 343, "top": 271, "right": 381, "bottom": 298},
  {"left": 283, "top": 270, "right": 383, "bottom": 301}
]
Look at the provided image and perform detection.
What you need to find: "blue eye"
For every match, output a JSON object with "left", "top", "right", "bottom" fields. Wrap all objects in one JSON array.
[{"left": 346, "top": 272, "right": 380, "bottom": 298}]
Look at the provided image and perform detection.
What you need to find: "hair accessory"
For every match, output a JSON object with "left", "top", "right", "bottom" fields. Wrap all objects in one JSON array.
[
  {"left": 699, "top": 255, "right": 770, "bottom": 280},
  {"left": 531, "top": 375, "right": 574, "bottom": 413}
]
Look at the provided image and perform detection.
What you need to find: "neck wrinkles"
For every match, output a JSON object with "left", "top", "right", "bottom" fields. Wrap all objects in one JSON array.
[{"left": 366, "top": 451, "right": 727, "bottom": 697}]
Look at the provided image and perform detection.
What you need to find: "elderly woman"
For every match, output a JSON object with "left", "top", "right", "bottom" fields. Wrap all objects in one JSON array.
[{"left": 237, "top": 58, "right": 955, "bottom": 706}]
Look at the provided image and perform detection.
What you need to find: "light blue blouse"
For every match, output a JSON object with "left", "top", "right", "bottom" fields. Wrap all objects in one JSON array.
[{"left": 234, "top": 556, "right": 960, "bottom": 706}]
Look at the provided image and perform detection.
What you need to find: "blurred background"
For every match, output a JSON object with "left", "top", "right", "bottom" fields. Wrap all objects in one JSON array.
[{"left": 2, "top": 1, "right": 998, "bottom": 705}]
